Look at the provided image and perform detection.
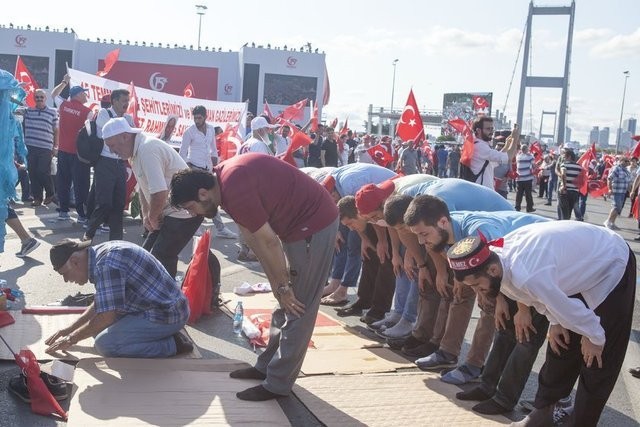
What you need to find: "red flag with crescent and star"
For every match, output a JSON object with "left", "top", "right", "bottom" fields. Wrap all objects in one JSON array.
[
  {"left": 97, "top": 48, "right": 120, "bottom": 77},
  {"left": 449, "top": 118, "right": 475, "bottom": 166},
  {"left": 340, "top": 116, "right": 349, "bottom": 136},
  {"left": 367, "top": 144, "right": 394, "bottom": 167},
  {"left": 277, "top": 119, "right": 312, "bottom": 167},
  {"left": 217, "top": 124, "right": 243, "bottom": 161},
  {"left": 396, "top": 89, "right": 425, "bottom": 143},
  {"left": 472, "top": 95, "right": 489, "bottom": 111},
  {"left": 14, "top": 56, "right": 39, "bottom": 107},
  {"left": 281, "top": 98, "right": 308, "bottom": 121},
  {"left": 183, "top": 83, "right": 195, "bottom": 98},
  {"left": 310, "top": 102, "right": 319, "bottom": 132}
]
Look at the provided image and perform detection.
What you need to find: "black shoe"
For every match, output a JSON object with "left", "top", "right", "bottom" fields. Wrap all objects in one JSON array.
[
  {"left": 58, "top": 292, "right": 95, "bottom": 307},
  {"left": 230, "top": 367, "right": 267, "bottom": 380},
  {"left": 386, "top": 336, "right": 410, "bottom": 350},
  {"left": 527, "top": 208, "right": 536, "bottom": 213},
  {"left": 544, "top": 202, "right": 552, "bottom": 206},
  {"left": 236, "top": 385, "right": 286, "bottom": 401},
  {"left": 402, "top": 341, "right": 438, "bottom": 358},
  {"left": 634, "top": 236, "right": 640, "bottom": 242},
  {"left": 473, "top": 398, "right": 511, "bottom": 415},
  {"left": 360, "top": 312, "right": 384, "bottom": 325},
  {"left": 456, "top": 386, "right": 492, "bottom": 402},
  {"left": 173, "top": 332, "right": 194, "bottom": 355},
  {"left": 630, "top": 367, "right": 640, "bottom": 378},
  {"left": 8, "top": 372, "right": 69, "bottom": 403},
  {"left": 335, "top": 301, "right": 368, "bottom": 317}
]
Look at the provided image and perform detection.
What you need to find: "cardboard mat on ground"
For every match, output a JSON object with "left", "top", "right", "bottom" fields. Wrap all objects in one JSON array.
[
  {"left": 294, "top": 372, "right": 510, "bottom": 426},
  {"left": 221, "top": 291, "right": 343, "bottom": 327},
  {"left": 301, "top": 345, "right": 414, "bottom": 375},
  {"left": 67, "top": 358, "right": 290, "bottom": 426},
  {"left": 0, "top": 311, "right": 201, "bottom": 361}
]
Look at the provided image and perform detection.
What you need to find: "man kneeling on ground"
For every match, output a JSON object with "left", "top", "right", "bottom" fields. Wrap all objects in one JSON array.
[{"left": 45, "top": 239, "right": 193, "bottom": 357}]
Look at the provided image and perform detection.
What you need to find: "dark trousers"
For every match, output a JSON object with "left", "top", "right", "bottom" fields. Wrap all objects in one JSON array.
[
  {"left": 16, "top": 167, "right": 30, "bottom": 201},
  {"left": 354, "top": 224, "right": 395, "bottom": 318},
  {"left": 538, "top": 176, "right": 549, "bottom": 198},
  {"left": 534, "top": 249, "right": 636, "bottom": 426},
  {"left": 558, "top": 190, "right": 579, "bottom": 220},
  {"left": 56, "top": 151, "right": 90, "bottom": 217},
  {"left": 515, "top": 180, "right": 534, "bottom": 211},
  {"left": 480, "top": 298, "right": 549, "bottom": 409},
  {"left": 143, "top": 215, "right": 204, "bottom": 278},
  {"left": 86, "top": 157, "right": 126, "bottom": 240},
  {"left": 26, "top": 146, "right": 54, "bottom": 201}
]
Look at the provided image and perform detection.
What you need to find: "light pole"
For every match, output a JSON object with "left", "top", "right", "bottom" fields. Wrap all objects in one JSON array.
[
  {"left": 390, "top": 59, "right": 399, "bottom": 113},
  {"left": 615, "top": 70, "right": 630, "bottom": 154},
  {"left": 196, "top": 4, "right": 208, "bottom": 50}
]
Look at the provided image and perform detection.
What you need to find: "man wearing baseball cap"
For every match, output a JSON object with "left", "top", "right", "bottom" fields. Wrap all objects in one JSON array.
[
  {"left": 240, "top": 116, "right": 278, "bottom": 155},
  {"left": 50, "top": 75, "right": 93, "bottom": 222},
  {"left": 446, "top": 221, "right": 635, "bottom": 426},
  {"left": 101, "top": 117, "right": 203, "bottom": 279},
  {"left": 45, "top": 238, "right": 192, "bottom": 358}
]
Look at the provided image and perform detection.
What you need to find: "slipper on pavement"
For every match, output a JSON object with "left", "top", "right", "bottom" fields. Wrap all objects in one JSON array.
[{"left": 320, "top": 298, "right": 348, "bottom": 307}]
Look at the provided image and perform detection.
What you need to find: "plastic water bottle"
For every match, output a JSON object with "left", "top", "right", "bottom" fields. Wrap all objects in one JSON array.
[{"left": 233, "top": 302, "right": 244, "bottom": 336}]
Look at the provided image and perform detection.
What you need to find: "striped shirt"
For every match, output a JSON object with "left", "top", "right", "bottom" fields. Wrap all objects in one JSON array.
[
  {"left": 88, "top": 241, "right": 189, "bottom": 325},
  {"left": 23, "top": 106, "right": 58, "bottom": 149},
  {"left": 561, "top": 161, "right": 583, "bottom": 191},
  {"left": 516, "top": 153, "right": 535, "bottom": 181}
]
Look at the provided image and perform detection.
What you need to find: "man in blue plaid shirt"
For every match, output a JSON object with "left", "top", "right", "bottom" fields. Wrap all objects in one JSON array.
[
  {"left": 45, "top": 239, "right": 193, "bottom": 358},
  {"left": 604, "top": 157, "right": 631, "bottom": 230}
]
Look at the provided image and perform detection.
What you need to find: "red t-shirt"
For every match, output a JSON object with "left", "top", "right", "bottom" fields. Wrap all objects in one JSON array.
[
  {"left": 58, "top": 99, "right": 91, "bottom": 154},
  {"left": 214, "top": 153, "right": 338, "bottom": 243}
]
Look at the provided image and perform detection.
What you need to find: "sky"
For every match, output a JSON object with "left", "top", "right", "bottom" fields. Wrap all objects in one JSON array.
[{"left": 6, "top": 0, "right": 640, "bottom": 145}]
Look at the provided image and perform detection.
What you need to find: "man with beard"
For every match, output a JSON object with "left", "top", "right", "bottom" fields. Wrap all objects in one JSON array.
[
  {"left": 446, "top": 222, "right": 635, "bottom": 427},
  {"left": 168, "top": 154, "right": 338, "bottom": 402},
  {"left": 403, "top": 195, "right": 550, "bottom": 415},
  {"left": 469, "top": 118, "right": 518, "bottom": 189}
]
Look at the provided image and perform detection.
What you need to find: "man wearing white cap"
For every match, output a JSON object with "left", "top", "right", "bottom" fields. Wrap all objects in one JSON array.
[
  {"left": 240, "top": 116, "right": 278, "bottom": 155},
  {"left": 101, "top": 117, "right": 203, "bottom": 278}
]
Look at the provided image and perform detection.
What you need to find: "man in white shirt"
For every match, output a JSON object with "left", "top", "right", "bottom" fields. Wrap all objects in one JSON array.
[
  {"left": 101, "top": 118, "right": 203, "bottom": 278},
  {"left": 180, "top": 106, "right": 236, "bottom": 239},
  {"left": 446, "top": 221, "right": 635, "bottom": 427},
  {"left": 273, "top": 124, "right": 290, "bottom": 156},
  {"left": 240, "top": 116, "right": 277, "bottom": 155},
  {"left": 469, "top": 118, "right": 518, "bottom": 189},
  {"left": 84, "top": 89, "right": 131, "bottom": 242}
]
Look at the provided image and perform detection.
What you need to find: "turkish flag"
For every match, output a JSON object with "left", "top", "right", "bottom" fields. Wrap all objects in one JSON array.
[
  {"left": 126, "top": 81, "right": 140, "bottom": 127},
  {"left": 530, "top": 141, "right": 543, "bottom": 162},
  {"left": 339, "top": 117, "right": 349, "bottom": 136},
  {"left": 217, "top": 124, "right": 242, "bottom": 161},
  {"left": 310, "top": 102, "right": 319, "bottom": 132},
  {"left": 449, "top": 118, "right": 475, "bottom": 166},
  {"left": 632, "top": 140, "right": 640, "bottom": 159},
  {"left": 576, "top": 143, "right": 597, "bottom": 196},
  {"left": 396, "top": 89, "right": 425, "bottom": 143},
  {"left": 329, "top": 117, "right": 338, "bottom": 129},
  {"left": 633, "top": 197, "right": 640, "bottom": 220},
  {"left": 14, "top": 349, "right": 67, "bottom": 420},
  {"left": 182, "top": 230, "right": 213, "bottom": 324},
  {"left": 281, "top": 98, "right": 308, "bottom": 121},
  {"left": 124, "top": 162, "right": 137, "bottom": 208},
  {"left": 97, "top": 48, "right": 120, "bottom": 77},
  {"left": 323, "top": 63, "right": 331, "bottom": 106},
  {"left": 278, "top": 120, "right": 312, "bottom": 167},
  {"left": 263, "top": 99, "right": 275, "bottom": 122},
  {"left": 367, "top": 144, "right": 393, "bottom": 167},
  {"left": 183, "top": 82, "right": 195, "bottom": 98},
  {"left": 588, "top": 180, "right": 608, "bottom": 198},
  {"left": 472, "top": 95, "right": 489, "bottom": 110},
  {"left": 14, "top": 56, "right": 39, "bottom": 107}
]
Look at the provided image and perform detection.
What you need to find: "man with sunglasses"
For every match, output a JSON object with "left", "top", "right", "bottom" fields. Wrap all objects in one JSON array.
[
  {"left": 469, "top": 117, "right": 518, "bottom": 189},
  {"left": 22, "top": 89, "right": 58, "bottom": 206}
]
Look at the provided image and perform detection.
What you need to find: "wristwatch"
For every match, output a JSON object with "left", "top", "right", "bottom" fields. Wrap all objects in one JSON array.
[{"left": 276, "top": 284, "right": 292, "bottom": 296}]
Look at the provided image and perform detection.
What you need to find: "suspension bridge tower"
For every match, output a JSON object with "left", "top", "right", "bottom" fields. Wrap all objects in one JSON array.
[{"left": 516, "top": 1, "right": 575, "bottom": 145}]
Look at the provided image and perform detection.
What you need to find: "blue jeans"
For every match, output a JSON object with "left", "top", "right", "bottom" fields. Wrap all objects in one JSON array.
[
  {"left": 94, "top": 314, "right": 185, "bottom": 358},
  {"left": 391, "top": 259, "right": 418, "bottom": 322},
  {"left": 547, "top": 175, "right": 557, "bottom": 203},
  {"left": 574, "top": 193, "right": 587, "bottom": 220},
  {"left": 330, "top": 224, "right": 362, "bottom": 287},
  {"left": 479, "top": 300, "right": 549, "bottom": 409}
]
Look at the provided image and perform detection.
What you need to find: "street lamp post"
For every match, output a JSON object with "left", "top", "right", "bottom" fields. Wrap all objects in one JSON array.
[
  {"left": 615, "top": 70, "right": 630, "bottom": 154},
  {"left": 390, "top": 59, "right": 399, "bottom": 113},
  {"left": 196, "top": 4, "right": 208, "bottom": 50}
]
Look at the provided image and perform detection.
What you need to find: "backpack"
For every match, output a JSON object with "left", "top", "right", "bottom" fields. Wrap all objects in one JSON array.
[
  {"left": 459, "top": 160, "right": 489, "bottom": 184},
  {"left": 76, "top": 110, "right": 113, "bottom": 166}
]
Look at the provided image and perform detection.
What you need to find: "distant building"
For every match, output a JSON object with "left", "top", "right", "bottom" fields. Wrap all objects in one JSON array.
[
  {"left": 623, "top": 118, "right": 637, "bottom": 135},
  {"left": 590, "top": 126, "right": 600, "bottom": 147},
  {"left": 599, "top": 127, "right": 610, "bottom": 148},
  {"left": 616, "top": 128, "right": 632, "bottom": 151},
  {"left": 565, "top": 127, "right": 572, "bottom": 143}
]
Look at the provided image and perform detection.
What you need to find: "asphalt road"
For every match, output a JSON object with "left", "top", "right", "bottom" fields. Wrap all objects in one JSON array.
[{"left": 0, "top": 188, "right": 639, "bottom": 426}]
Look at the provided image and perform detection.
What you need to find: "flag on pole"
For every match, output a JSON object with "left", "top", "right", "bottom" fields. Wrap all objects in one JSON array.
[
  {"left": 339, "top": 116, "right": 349, "bottom": 136},
  {"left": 263, "top": 99, "right": 275, "bottom": 122},
  {"left": 281, "top": 98, "right": 308, "bottom": 121},
  {"left": 278, "top": 119, "right": 312, "bottom": 167},
  {"left": 329, "top": 117, "right": 338, "bottom": 129},
  {"left": 14, "top": 56, "right": 39, "bottom": 107},
  {"left": 96, "top": 48, "right": 120, "bottom": 77},
  {"left": 126, "top": 81, "right": 140, "bottom": 127},
  {"left": 217, "top": 124, "right": 243, "bottom": 161},
  {"left": 183, "top": 83, "right": 195, "bottom": 98},
  {"left": 367, "top": 144, "right": 394, "bottom": 167},
  {"left": 449, "top": 118, "right": 475, "bottom": 166},
  {"left": 310, "top": 101, "right": 319, "bottom": 132},
  {"left": 396, "top": 89, "right": 425, "bottom": 143}
]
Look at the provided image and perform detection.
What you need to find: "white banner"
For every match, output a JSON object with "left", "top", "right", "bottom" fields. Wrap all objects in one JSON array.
[{"left": 67, "top": 68, "right": 247, "bottom": 146}]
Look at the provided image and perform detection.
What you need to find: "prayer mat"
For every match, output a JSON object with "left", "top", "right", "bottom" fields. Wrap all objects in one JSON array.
[
  {"left": 308, "top": 326, "right": 383, "bottom": 351},
  {"left": 0, "top": 311, "right": 201, "bottom": 361},
  {"left": 293, "top": 372, "right": 510, "bottom": 426},
  {"left": 300, "top": 346, "right": 415, "bottom": 375},
  {"left": 67, "top": 358, "right": 291, "bottom": 426}
]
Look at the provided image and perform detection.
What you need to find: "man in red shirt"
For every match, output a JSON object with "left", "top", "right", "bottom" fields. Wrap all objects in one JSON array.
[
  {"left": 52, "top": 77, "right": 92, "bottom": 221},
  {"left": 169, "top": 154, "right": 338, "bottom": 401}
]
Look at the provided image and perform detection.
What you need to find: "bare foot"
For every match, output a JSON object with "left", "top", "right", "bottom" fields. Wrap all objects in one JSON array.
[
  {"left": 322, "top": 279, "right": 341, "bottom": 297},
  {"left": 321, "top": 286, "right": 348, "bottom": 305}
]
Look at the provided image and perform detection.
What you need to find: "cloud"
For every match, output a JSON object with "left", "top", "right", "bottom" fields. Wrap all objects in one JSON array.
[
  {"left": 591, "top": 28, "right": 640, "bottom": 58},
  {"left": 574, "top": 28, "right": 614, "bottom": 44},
  {"left": 421, "top": 26, "right": 521, "bottom": 55}
]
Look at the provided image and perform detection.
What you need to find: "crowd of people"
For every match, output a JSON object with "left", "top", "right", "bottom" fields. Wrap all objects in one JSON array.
[{"left": 3, "top": 71, "right": 638, "bottom": 425}]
